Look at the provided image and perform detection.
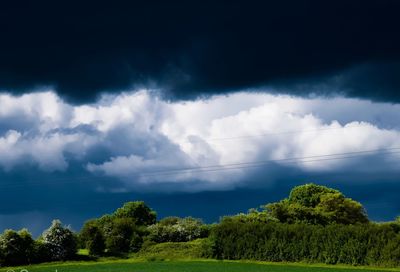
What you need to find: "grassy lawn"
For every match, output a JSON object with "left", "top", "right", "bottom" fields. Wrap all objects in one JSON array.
[{"left": 1, "top": 260, "right": 400, "bottom": 272}]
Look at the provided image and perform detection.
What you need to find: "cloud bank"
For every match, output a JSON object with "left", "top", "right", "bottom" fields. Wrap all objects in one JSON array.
[
  {"left": 0, "top": 90, "right": 399, "bottom": 192},
  {"left": 1, "top": 1, "right": 400, "bottom": 103}
]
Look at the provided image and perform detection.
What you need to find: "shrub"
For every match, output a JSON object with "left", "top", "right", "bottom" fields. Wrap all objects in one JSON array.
[
  {"left": 148, "top": 217, "right": 209, "bottom": 243},
  {"left": 32, "top": 240, "right": 51, "bottom": 264},
  {"left": 0, "top": 229, "right": 34, "bottom": 266},
  {"left": 211, "top": 220, "right": 400, "bottom": 267},
  {"left": 80, "top": 220, "right": 105, "bottom": 256},
  {"left": 42, "top": 220, "right": 77, "bottom": 261}
]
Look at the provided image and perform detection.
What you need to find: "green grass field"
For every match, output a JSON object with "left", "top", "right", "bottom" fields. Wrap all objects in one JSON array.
[{"left": 2, "top": 260, "right": 400, "bottom": 272}]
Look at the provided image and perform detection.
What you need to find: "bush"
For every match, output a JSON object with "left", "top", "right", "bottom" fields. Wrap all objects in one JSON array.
[
  {"left": 80, "top": 220, "right": 105, "bottom": 256},
  {"left": 32, "top": 240, "right": 51, "bottom": 264},
  {"left": 42, "top": 220, "right": 77, "bottom": 261},
  {"left": 211, "top": 220, "right": 400, "bottom": 267},
  {"left": 0, "top": 229, "right": 34, "bottom": 266},
  {"left": 148, "top": 217, "right": 209, "bottom": 243}
]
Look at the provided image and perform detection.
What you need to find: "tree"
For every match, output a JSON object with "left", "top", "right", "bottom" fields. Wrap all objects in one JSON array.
[
  {"left": 288, "top": 183, "right": 339, "bottom": 207},
  {"left": 316, "top": 192, "right": 368, "bottom": 224},
  {"left": 113, "top": 201, "right": 156, "bottom": 226},
  {"left": 0, "top": 229, "right": 34, "bottom": 265},
  {"left": 80, "top": 220, "right": 105, "bottom": 256},
  {"left": 265, "top": 183, "right": 369, "bottom": 225},
  {"left": 105, "top": 218, "right": 142, "bottom": 254},
  {"left": 42, "top": 220, "right": 77, "bottom": 261}
]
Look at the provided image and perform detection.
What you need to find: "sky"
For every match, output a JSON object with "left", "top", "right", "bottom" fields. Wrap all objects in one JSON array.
[{"left": 0, "top": 0, "right": 400, "bottom": 236}]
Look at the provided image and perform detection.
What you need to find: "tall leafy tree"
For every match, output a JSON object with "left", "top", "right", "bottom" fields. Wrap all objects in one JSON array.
[
  {"left": 80, "top": 220, "right": 105, "bottom": 256},
  {"left": 113, "top": 201, "right": 157, "bottom": 226},
  {"left": 265, "top": 183, "right": 368, "bottom": 225}
]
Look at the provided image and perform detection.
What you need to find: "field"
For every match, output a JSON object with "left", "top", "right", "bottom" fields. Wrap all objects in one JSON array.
[{"left": 2, "top": 260, "right": 400, "bottom": 272}]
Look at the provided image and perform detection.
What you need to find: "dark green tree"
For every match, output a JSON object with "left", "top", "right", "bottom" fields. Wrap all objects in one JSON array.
[
  {"left": 80, "top": 220, "right": 105, "bottom": 256},
  {"left": 0, "top": 229, "right": 34, "bottom": 265},
  {"left": 105, "top": 218, "right": 143, "bottom": 254},
  {"left": 113, "top": 201, "right": 156, "bottom": 226}
]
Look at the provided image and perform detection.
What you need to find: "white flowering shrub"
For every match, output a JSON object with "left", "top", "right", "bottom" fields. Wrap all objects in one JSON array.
[
  {"left": 42, "top": 220, "right": 77, "bottom": 261},
  {"left": 148, "top": 217, "right": 209, "bottom": 243}
]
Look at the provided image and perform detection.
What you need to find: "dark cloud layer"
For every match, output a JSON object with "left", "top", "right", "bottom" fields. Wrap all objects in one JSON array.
[{"left": 0, "top": 0, "right": 399, "bottom": 102}]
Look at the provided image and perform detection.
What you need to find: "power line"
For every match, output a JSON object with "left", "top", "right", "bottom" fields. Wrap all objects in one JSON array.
[
  {"left": 137, "top": 150, "right": 400, "bottom": 178},
  {"left": 0, "top": 147, "right": 399, "bottom": 190},
  {"left": 136, "top": 147, "right": 400, "bottom": 177}
]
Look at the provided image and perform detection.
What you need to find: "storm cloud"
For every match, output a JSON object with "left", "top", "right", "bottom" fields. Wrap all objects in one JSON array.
[{"left": 0, "top": 0, "right": 399, "bottom": 102}]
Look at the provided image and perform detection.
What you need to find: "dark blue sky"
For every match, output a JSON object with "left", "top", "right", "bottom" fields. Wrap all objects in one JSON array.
[{"left": 0, "top": 0, "right": 399, "bottom": 236}]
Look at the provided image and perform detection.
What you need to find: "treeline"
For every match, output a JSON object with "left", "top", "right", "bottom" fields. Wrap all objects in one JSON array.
[
  {"left": 0, "top": 201, "right": 210, "bottom": 267},
  {"left": 0, "top": 220, "right": 76, "bottom": 266},
  {"left": 210, "top": 183, "right": 400, "bottom": 267},
  {"left": 1, "top": 183, "right": 400, "bottom": 268},
  {"left": 78, "top": 201, "right": 209, "bottom": 256}
]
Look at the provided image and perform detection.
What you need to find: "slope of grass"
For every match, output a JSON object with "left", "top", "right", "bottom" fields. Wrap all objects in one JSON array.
[{"left": 136, "top": 238, "right": 211, "bottom": 260}]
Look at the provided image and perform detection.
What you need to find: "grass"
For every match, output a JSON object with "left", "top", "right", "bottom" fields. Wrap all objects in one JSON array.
[
  {"left": 2, "top": 259, "right": 400, "bottom": 272},
  {"left": 77, "top": 249, "right": 89, "bottom": 256},
  {"left": 137, "top": 238, "right": 211, "bottom": 260},
  {"left": 2, "top": 241, "right": 399, "bottom": 272}
]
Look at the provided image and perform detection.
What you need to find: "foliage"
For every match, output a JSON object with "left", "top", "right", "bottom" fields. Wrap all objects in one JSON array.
[
  {"left": 223, "top": 208, "right": 279, "bottom": 224},
  {"left": 0, "top": 229, "right": 34, "bottom": 265},
  {"left": 105, "top": 218, "right": 144, "bottom": 255},
  {"left": 42, "top": 220, "right": 77, "bottom": 261},
  {"left": 32, "top": 240, "right": 51, "bottom": 264},
  {"left": 288, "top": 183, "right": 338, "bottom": 207},
  {"left": 0, "top": 188, "right": 397, "bottom": 268},
  {"left": 148, "top": 217, "right": 209, "bottom": 243},
  {"left": 79, "top": 201, "right": 156, "bottom": 256},
  {"left": 265, "top": 183, "right": 369, "bottom": 225},
  {"left": 114, "top": 201, "right": 157, "bottom": 226},
  {"left": 79, "top": 220, "right": 105, "bottom": 256},
  {"left": 211, "top": 220, "right": 400, "bottom": 267}
]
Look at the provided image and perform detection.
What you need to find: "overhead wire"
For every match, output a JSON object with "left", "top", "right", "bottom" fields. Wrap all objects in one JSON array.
[{"left": 0, "top": 147, "right": 399, "bottom": 190}]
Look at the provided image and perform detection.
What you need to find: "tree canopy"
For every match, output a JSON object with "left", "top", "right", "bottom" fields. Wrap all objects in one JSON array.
[
  {"left": 114, "top": 201, "right": 157, "bottom": 226},
  {"left": 265, "top": 183, "right": 369, "bottom": 225}
]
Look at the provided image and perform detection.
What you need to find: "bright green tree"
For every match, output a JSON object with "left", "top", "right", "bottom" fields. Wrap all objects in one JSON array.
[{"left": 265, "top": 183, "right": 368, "bottom": 225}]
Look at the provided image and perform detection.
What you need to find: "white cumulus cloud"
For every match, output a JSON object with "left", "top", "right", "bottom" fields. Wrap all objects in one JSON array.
[{"left": 0, "top": 90, "right": 400, "bottom": 191}]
